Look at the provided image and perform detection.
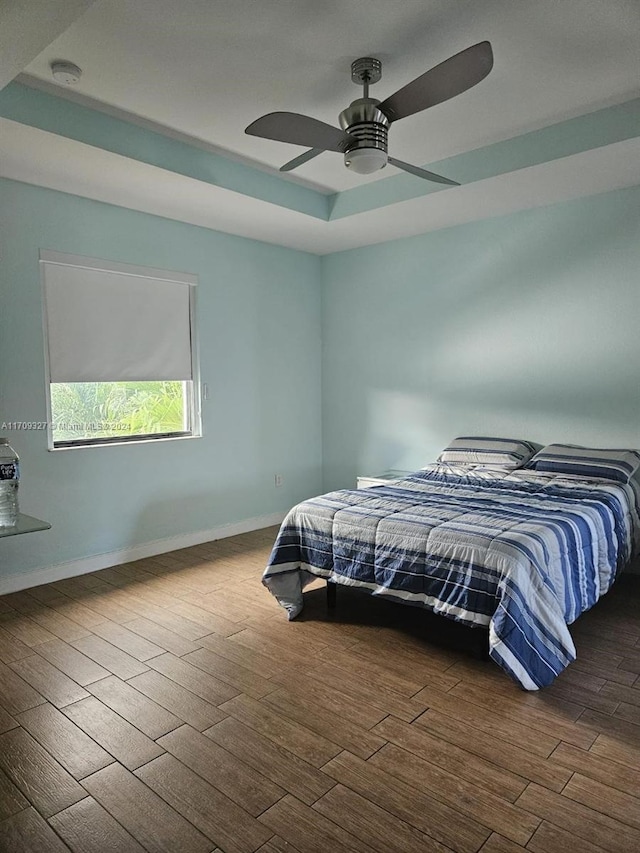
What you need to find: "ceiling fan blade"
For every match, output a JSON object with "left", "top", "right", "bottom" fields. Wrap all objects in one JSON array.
[
  {"left": 378, "top": 41, "right": 493, "bottom": 122},
  {"left": 245, "top": 112, "right": 355, "bottom": 152},
  {"left": 388, "top": 157, "right": 459, "bottom": 186},
  {"left": 280, "top": 148, "right": 323, "bottom": 172}
]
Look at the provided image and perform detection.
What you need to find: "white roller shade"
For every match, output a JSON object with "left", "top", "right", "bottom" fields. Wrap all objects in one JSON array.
[{"left": 42, "top": 255, "right": 195, "bottom": 383}]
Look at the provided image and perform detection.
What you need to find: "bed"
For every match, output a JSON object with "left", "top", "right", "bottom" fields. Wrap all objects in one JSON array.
[{"left": 263, "top": 440, "right": 640, "bottom": 690}]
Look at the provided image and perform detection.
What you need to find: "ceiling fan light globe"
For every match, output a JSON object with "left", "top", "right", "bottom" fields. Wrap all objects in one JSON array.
[{"left": 344, "top": 148, "right": 388, "bottom": 174}]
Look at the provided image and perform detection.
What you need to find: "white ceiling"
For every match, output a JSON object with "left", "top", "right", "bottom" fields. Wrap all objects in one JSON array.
[{"left": 18, "top": 0, "right": 640, "bottom": 193}]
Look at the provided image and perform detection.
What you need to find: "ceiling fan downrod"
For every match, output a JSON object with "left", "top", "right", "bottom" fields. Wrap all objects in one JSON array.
[{"left": 340, "top": 57, "right": 389, "bottom": 174}]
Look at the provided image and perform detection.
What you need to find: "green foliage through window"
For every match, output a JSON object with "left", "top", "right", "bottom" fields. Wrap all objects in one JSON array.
[{"left": 51, "top": 381, "right": 188, "bottom": 444}]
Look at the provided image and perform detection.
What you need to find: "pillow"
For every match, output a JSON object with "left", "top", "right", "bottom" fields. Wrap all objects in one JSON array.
[
  {"left": 525, "top": 444, "right": 640, "bottom": 484},
  {"left": 436, "top": 436, "right": 538, "bottom": 470}
]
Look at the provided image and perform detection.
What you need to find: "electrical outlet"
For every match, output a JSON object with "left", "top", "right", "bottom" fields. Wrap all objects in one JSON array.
[{"left": 274, "top": 474, "right": 283, "bottom": 487}]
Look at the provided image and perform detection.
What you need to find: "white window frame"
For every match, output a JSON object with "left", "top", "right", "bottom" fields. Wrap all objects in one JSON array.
[{"left": 40, "top": 250, "right": 202, "bottom": 450}]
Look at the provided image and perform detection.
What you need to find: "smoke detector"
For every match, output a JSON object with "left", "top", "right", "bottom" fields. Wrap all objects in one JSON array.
[{"left": 50, "top": 61, "right": 82, "bottom": 85}]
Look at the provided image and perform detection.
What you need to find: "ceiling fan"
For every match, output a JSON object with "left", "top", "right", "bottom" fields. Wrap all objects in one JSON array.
[{"left": 245, "top": 41, "right": 493, "bottom": 186}]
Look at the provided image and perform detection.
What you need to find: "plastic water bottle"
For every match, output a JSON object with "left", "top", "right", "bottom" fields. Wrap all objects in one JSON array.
[{"left": 0, "top": 438, "right": 19, "bottom": 527}]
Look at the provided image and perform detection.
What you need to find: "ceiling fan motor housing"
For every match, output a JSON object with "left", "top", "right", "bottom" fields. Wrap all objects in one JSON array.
[{"left": 339, "top": 98, "right": 390, "bottom": 173}]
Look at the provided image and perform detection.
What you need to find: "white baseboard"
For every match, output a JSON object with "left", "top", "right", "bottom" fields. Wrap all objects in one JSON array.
[{"left": 0, "top": 511, "right": 286, "bottom": 595}]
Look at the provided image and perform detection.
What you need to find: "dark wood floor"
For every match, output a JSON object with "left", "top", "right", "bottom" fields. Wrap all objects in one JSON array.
[{"left": 0, "top": 527, "right": 639, "bottom": 853}]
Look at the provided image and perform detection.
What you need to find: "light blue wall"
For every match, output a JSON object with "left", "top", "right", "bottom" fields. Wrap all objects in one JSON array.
[
  {"left": 0, "top": 179, "right": 322, "bottom": 581},
  {"left": 3, "top": 177, "right": 640, "bottom": 583},
  {"left": 321, "top": 186, "right": 640, "bottom": 491}
]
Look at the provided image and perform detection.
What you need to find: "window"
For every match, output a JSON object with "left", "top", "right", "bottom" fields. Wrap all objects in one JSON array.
[{"left": 41, "top": 251, "right": 201, "bottom": 449}]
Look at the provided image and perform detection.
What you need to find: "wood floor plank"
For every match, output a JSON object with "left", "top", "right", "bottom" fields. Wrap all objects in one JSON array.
[
  {"left": 0, "top": 660, "right": 46, "bottom": 715},
  {"left": 204, "top": 716, "right": 335, "bottom": 805},
  {"left": 21, "top": 606, "right": 90, "bottom": 643},
  {"left": 183, "top": 647, "right": 277, "bottom": 699},
  {"left": 578, "top": 707, "right": 640, "bottom": 746},
  {"left": 413, "top": 687, "right": 560, "bottom": 758},
  {"left": 384, "top": 744, "right": 540, "bottom": 846},
  {"left": 315, "top": 645, "right": 426, "bottom": 697},
  {"left": 0, "top": 613, "right": 59, "bottom": 647},
  {"left": 71, "top": 587, "right": 161, "bottom": 623},
  {"left": 0, "top": 625, "right": 32, "bottom": 663},
  {"left": 599, "top": 681, "right": 640, "bottom": 707},
  {"left": 446, "top": 679, "right": 594, "bottom": 748},
  {"left": 87, "top": 675, "right": 182, "bottom": 738},
  {"left": 572, "top": 646, "right": 625, "bottom": 670},
  {"left": 340, "top": 636, "right": 461, "bottom": 692},
  {"left": 477, "top": 834, "right": 527, "bottom": 853},
  {"left": 313, "top": 783, "right": 455, "bottom": 853},
  {"left": 48, "top": 797, "right": 146, "bottom": 853},
  {"left": 126, "top": 669, "right": 227, "bottom": 731},
  {"left": 262, "top": 687, "right": 386, "bottom": 760},
  {"left": 17, "top": 703, "right": 114, "bottom": 780},
  {"left": 371, "top": 742, "right": 539, "bottom": 845},
  {"left": 306, "top": 661, "right": 426, "bottom": 723},
  {"left": 8, "top": 655, "right": 89, "bottom": 708},
  {"left": 181, "top": 590, "right": 266, "bottom": 624},
  {"left": 0, "top": 706, "right": 17, "bottom": 734},
  {"left": 619, "top": 655, "right": 640, "bottom": 674},
  {"left": 135, "top": 753, "right": 272, "bottom": 853},
  {"left": 31, "top": 639, "right": 110, "bottom": 686},
  {"left": 82, "top": 763, "right": 213, "bottom": 853},
  {"left": 259, "top": 793, "right": 378, "bottom": 853},
  {"left": 4, "top": 591, "right": 56, "bottom": 613},
  {"left": 62, "top": 696, "right": 164, "bottom": 770},
  {"left": 515, "top": 782, "right": 640, "bottom": 853},
  {"left": 22, "top": 586, "right": 65, "bottom": 605},
  {"left": 549, "top": 741, "right": 640, "bottom": 797},
  {"left": 571, "top": 622, "right": 640, "bottom": 648},
  {"left": 197, "top": 631, "right": 287, "bottom": 679},
  {"left": 614, "top": 700, "right": 640, "bottom": 724},
  {"left": 256, "top": 837, "right": 303, "bottom": 853},
  {"left": 562, "top": 772, "right": 640, "bottom": 830},
  {"left": 589, "top": 732, "right": 640, "bottom": 770},
  {"left": 90, "top": 621, "right": 164, "bottom": 661},
  {"left": 547, "top": 665, "right": 608, "bottom": 693},
  {"left": 0, "top": 807, "right": 72, "bottom": 853},
  {"left": 157, "top": 724, "right": 284, "bottom": 816},
  {"left": 322, "top": 750, "right": 490, "bottom": 853},
  {"left": 0, "top": 728, "right": 86, "bottom": 818},
  {"left": 526, "top": 821, "right": 608, "bottom": 853},
  {"left": 168, "top": 600, "right": 242, "bottom": 636},
  {"left": 372, "top": 715, "right": 528, "bottom": 803},
  {"left": 70, "top": 635, "right": 149, "bottom": 680},
  {"left": 268, "top": 670, "right": 388, "bottom": 729},
  {"left": 45, "top": 597, "right": 109, "bottom": 629},
  {"left": 53, "top": 575, "right": 107, "bottom": 595},
  {"left": 250, "top": 613, "right": 361, "bottom": 653},
  {"left": 230, "top": 628, "right": 319, "bottom": 669},
  {"left": 414, "top": 709, "right": 572, "bottom": 792},
  {"left": 219, "top": 694, "right": 342, "bottom": 768},
  {"left": 66, "top": 590, "right": 139, "bottom": 625},
  {"left": 574, "top": 631, "right": 640, "bottom": 660},
  {"left": 147, "top": 652, "right": 240, "bottom": 705},
  {"left": 123, "top": 601, "right": 213, "bottom": 640},
  {"left": 543, "top": 680, "right": 620, "bottom": 715},
  {"left": 122, "top": 617, "right": 201, "bottom": 656},
  {"left": 572, "top": 659, "right": 637, "bottom": 686},
  {"left": 0, "top": 767, "right": 29, "bottom": 821}
]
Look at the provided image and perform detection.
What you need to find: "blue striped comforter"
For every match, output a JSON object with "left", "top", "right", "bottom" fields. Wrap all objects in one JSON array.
[{"left": 263, "top": 467, "right": 640, "bottom": 690}]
